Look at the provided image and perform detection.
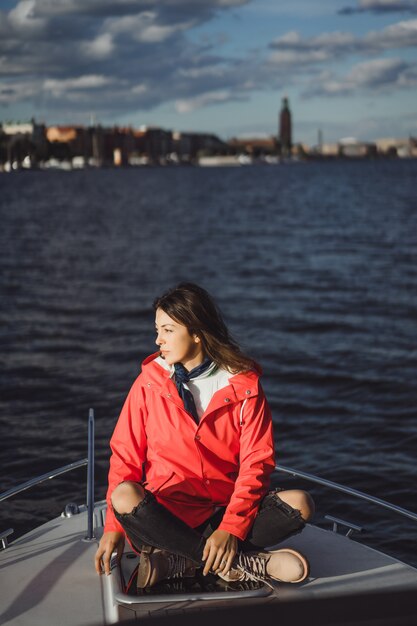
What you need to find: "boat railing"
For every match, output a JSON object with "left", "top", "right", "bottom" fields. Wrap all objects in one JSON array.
[
  {"left": 275, "top": 464, "right": 417, "bottom": 526},
  {"left": 0, "top": 459, "right": 89, "bottom": 503},
  {"left": 0, "top": 408, "right": 96, "bottom": 549},
  {"left": 2, "top": 410, "right": 416, "bottom": 550}
]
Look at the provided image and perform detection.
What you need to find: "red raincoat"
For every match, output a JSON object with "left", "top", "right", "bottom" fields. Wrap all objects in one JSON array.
[{"left": 104, "top": 352, "right": 275, "bottom": 541}]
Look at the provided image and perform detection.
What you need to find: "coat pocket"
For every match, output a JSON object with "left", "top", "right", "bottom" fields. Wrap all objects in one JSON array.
[{"left": 145, "top": 471, "right": 175, "bottom": 495}]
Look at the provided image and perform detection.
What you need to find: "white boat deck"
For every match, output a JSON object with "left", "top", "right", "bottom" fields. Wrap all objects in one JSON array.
[{"left": 1, "top": 502, "right": 417, "bottom": 626}]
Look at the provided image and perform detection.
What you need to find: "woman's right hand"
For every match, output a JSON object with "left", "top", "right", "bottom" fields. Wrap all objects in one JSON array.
[{"left": 95, "top": 531, "right": 125, "bottom": 575}]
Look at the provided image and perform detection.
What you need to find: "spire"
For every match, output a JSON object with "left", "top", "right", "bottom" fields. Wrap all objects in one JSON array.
[{"left": 279, "top": 96, "right": 292, "bottom": 157}]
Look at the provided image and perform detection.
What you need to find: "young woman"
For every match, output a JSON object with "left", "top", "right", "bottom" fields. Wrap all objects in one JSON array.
[{"left": 95, "top": 282, "right": 314, "bottom": 587}]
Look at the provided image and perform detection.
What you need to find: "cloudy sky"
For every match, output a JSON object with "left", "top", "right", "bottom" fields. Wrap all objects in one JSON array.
[{"left": 0, "top": 0, "right": 416, "bottom": 145}]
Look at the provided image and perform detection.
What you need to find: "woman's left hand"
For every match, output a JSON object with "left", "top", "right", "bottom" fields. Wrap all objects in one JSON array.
[{"left": 202, "top": 529, "right": 238, "bottom": 576}]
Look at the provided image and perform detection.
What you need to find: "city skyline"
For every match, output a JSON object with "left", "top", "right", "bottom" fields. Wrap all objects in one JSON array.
[{"left": 1, "top": 0, "right": 416, "bottom": 146}]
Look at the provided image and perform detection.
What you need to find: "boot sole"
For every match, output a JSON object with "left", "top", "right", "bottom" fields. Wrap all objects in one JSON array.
[
  {"left": 137, "top": 545, "right": 153, "bottom": 588},
  {"left": 266, "top": 547, "right": 310, "bottom": 583}
]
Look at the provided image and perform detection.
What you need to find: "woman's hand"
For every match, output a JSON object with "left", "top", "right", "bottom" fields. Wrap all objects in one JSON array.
[
  {"left": 94, "top": 531, "right": 125, "bottom": 575},
  {"left": 202, "top": 529, "right": 238, "bottom": 576}
]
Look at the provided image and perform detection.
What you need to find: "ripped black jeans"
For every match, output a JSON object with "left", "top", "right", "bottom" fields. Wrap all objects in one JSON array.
[{"left": 113, "top": 488, "right": 305, "bottom": 566}]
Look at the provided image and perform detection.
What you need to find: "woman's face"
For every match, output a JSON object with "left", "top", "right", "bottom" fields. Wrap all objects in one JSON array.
[{"left": 155, "top": 308, "right": 204, "bottom": 370}]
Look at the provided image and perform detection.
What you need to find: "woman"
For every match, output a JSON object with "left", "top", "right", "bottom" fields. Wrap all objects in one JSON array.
[{"left": 95, "top": 282, "right": 314, "bottom": 588}]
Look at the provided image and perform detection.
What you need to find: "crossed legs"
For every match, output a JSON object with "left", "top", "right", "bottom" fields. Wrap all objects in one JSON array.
[{"left": 111, "top": 481, "right": 314, "bottom": 560}]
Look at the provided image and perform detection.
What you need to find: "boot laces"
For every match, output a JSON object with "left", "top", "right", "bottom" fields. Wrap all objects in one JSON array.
[
  {"left": 166, "top": 553, "right": 189, "bottom": 579},
  {"left": 236, "top": 552, "right": 267, "bottom": 582}
]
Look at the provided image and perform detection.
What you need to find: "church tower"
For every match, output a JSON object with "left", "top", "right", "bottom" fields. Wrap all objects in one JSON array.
[{"left": 279, "top": 96, "right": 292, "bottom": 158}]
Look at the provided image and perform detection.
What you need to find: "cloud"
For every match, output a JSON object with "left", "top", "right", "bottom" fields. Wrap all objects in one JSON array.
[
  {"left": 339, "top": 0, "right": 417, "bottom": 15},
  {"left": 106, "top": 12, "right": 196, "bottom": 43},
  {"left": 8, "top": 0, "right": 48, "bottom": 33},
  {"left": 82, "top": 33, "right": 115, "bottom": 59},
  {"left": 266, "top": 20, "right": 417, "bottom": 98},
  {"left": 132, "top": 84, "right": 148, "bottom": 95},
  {"left": 0, "top": 79, "right": 38, "bottom": 104},
  {"left": 269, "top": 19, "right": 417, "bottom": 63},
  {"left": 44, "top": 75, "right": 113, "bottom": 96},
  {"left": 178, "top": 65, "right": 228, "bottom": 79},
  {"left": 0, "top": 0, "right": 254, "bottom": 118},
  {"left": 303, "top": 57, "right": 416, "bottom": 97},
  {"left": 0, "top": 0, "right": 416, "bottom": 124},
  {"left": 13, "top": 0, "right": 249, "bottom": 18},
  {"left": 175, "top": 89, "right": 245, "bottom": 113}
]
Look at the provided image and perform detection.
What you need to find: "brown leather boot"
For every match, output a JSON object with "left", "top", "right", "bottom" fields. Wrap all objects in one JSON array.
[
  {"left": 137, "top": 544, "right": 197, "bottom": 588},
  {"left": 218, "top": 548, "right": 309, "bottom": 585}
]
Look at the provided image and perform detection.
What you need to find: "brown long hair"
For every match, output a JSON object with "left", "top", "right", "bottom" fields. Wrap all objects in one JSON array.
[{"left": 153, "top": 282, "right": 259, "bottom": 374}]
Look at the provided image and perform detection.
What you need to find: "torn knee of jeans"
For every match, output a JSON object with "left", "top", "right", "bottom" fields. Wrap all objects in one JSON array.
[
  {"left": 261, "top": 492, "right": 305, "bottom": 522},
  {"left": 112, "top": 485, "right": 154, "bottom": 518},
  {"left": 110, "top": 481, "right": 156, "bottom": 519},
  {"left": 276, "top": 496, "right": 305, "bottom": 522}
]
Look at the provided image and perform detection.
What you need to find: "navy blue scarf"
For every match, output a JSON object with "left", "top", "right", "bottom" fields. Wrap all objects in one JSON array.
[{"left": 174, "top": 359, "right": 212, "bottom": 422}]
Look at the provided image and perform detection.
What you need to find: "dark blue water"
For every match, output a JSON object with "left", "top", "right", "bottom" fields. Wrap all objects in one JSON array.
[{"left": 1, "top": 160, "right": 416, "bottom": 566}]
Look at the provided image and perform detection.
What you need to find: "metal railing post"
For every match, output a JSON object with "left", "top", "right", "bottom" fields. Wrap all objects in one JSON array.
[{"left": 85, "top": 407, "right": 95, "bottom": 540}]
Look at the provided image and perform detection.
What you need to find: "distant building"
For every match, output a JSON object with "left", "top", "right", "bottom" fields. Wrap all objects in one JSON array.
[
  {"left": 47, "top": 126, "right": 79, "bottom": 143},
  {"left": 409, "top": 137, "right": 417, "bottom": 158},
  {"left": 339, "top": 137, "right": 377, "bottom": 158},
  {"left": 46, "top": 124, "right": 136, "bottom": 167},
  {"left": 47, "top": 125, "right": 91, "bottom": 164},
  {"left": 318, "top": 129, "right": 323, "bottom": 153},
  {"left": 375, "top": 137, "right": 417, "bottom": 158},
  {"left": 1, "top": 119, "right": 47, "bottom": 168},
  {"left": 172, "top": 131, "right": 228, "bottom": 163},
  {"left": 320, "top": 143, "right": 340, "bottom": 157},
  {"left": 104, "top": 126, "right": 136, "bottom": 166},
  {"left": 278, "top": 97, "right": 292, "bottom": 157},
  {"left": 131, "top": 126, "right": 172, "bottom": 165},
  {"left": 227, "top": 136, "right": 277, "bottom": 157},
  {"left": 171, "top": 131, "right": 193, "bottom": 162}
]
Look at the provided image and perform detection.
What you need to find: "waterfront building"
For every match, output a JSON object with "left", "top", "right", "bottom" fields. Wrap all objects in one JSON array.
[
  {"left": 46, "top": 125, "right": 136, "bottom": 168},
  {"left": 320, "top": 143, "right": 340, "bottom": 157},
  {"left": 375, "top": 137, "right": 417, "bottom": 158},
  {"left": 171, "top": 131, "right": 193, "bottom": 163},
  {"left": 339, "top": 137, "right": 377, "bottom": 158},
  {"left": 47, "top": 125, "right": 91, "bottom": 165},
  {"left": 171, "top": 131, "right": 228, "bottom": 163},
  {"left": 227, "top": 136, "right": 277, "bottom": 158},
  {"left": 1, "top": 119, "right": 47, "bottom": 169},
  {"left": 106, "top": 126, "right": 136, "bottom": 167},
  {"left": 132, "top": 126, "right": 173, "bottom": 165}
]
